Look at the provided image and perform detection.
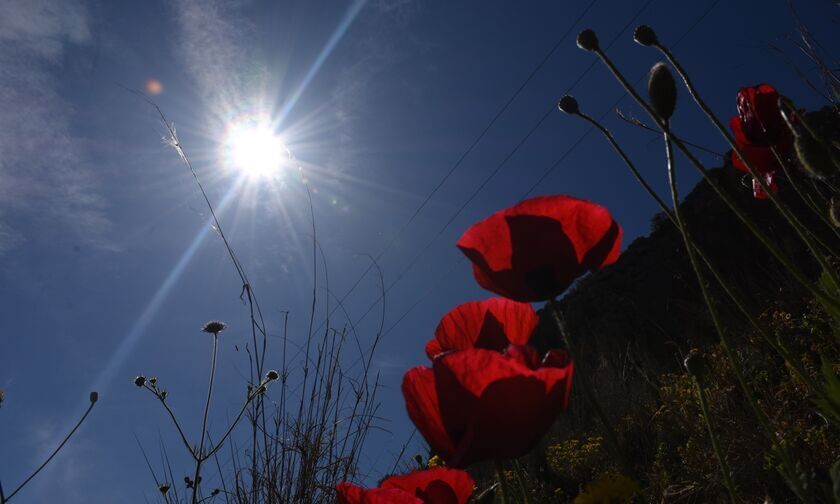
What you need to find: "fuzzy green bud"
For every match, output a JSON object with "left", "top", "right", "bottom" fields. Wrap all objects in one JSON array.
[{"left": 648, "top": 62, "right": 677, "bottom": 121}]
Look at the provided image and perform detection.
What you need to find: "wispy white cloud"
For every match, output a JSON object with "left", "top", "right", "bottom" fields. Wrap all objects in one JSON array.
[
  {"left": 0, "top": 0, "right": 112, "bottom": 253},
  {"left": 172, "top": 0, "right": 264, "bottom": 118}
]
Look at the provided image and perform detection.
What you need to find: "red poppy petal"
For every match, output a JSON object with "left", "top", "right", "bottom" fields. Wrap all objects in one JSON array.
[
  {"left": 432, "top": 298, "right": 537, "bottom": 357},
  {"left": 402, "top": 367, "right": 456, "bottom": 461},
  {"left": 457, "top": 196, "right": 621, "bottom": 302},
  {"left": 363, "top": 489, "right": 423, "bottom": 503},
  {"left": 432, "top": 348, "right": 574, "bottom": 466},
  {"left": 381, "top": 468, "right": 475, "bottom": 504},
  {"left": 337, "top": 482, "right": 366, "bottom": 504},
  {"left": 425, "top": 338, "right": 445, "bottom": 360}
]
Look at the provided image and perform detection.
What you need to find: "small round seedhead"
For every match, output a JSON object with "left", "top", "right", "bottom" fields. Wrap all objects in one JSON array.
[
  {"left": 149, "top": 377, "right": 157, "bottom": 386},
  {"left": 202, "top": 320, "right": 227, "bottom": 335},
  {"left": 576, "top": 29, "right": 599, "bottom": 51},
  {"left": 159, "top": 483, "right": 171, "bottom": 494},
  {"left": 557, "top": 95, "right": 580, "bottom": 115},
  {"left": 89, "top": 391, "right": 99, "bottom": 403},
  {"left": 683, "top": 349, "right": 705, "bottom": 379},
  {"left": 266, "top": 370, "right": 280, "bottom": 381},
  {"left": 648, "top": 62, "right": 677, "bottom": 121},
  {"left": 212, "top": 489, "right": 220, "bottom": 496},
  {"left": 633, "top": 25, "right": 658, "bottom": 46},
  {"left": 134, "top": 375, "right": 146, "bottom": 388}
]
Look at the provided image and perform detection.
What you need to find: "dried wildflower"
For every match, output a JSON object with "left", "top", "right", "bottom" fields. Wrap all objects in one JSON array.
[
  {"left": 266, "top": 370, "right": 280, "bottom": 381},
  {"left": 576, "top": 29, "right": 599, "bottom": 51},
  {"left": 557, "top": 95, "right": 580, "bottom": 115},
  {"left": 648, "top": 62, "right": 677, "bottom": 121},
  {"left": 89, "top": 391, "right": 99, "bottom": 403},
  {"left": 202, "top": 320, "right": 226, "bottom": 334},
  {"left": 633, "top": 25, "right": 658, "bottom": 46},
  {"left": 134, "top": 376, "right": 146, "bottom": 387}
]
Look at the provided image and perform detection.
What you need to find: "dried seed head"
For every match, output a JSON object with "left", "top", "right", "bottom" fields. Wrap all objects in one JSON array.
[
  {"left": 266, "top": 370, "right": 280, "bottom": 381},
  {"left": 648, "top": 62, "right": 677, "bottom": 121},
  {"left": 201, "top": 320, "right": 226, "bottom": 334},
  {"left": 683, "top": 349, "right": 705, "bottom": 379},
  {"left": 134, "top": 376, "right": 146, "bottom": 388},
  {"left": 633, "top": 25, "right": 658, "bottom": 46},
  {"left": 576, "top": 29, "right": 599, "bottom": 51},
  {"left": 89, "top": 391, "right": 98, "bottom": 403},
  {"left": 160, "top": 390, "right": 168, "bottom": 400},
  {"left": 149, "top": 377, "right": 157, "bottom": 386},
  {"left": 159, "top": 484, "right": 171, "bottom": 494},
  {"left": 212, "top": 489, "right": 220, "bottom": 496},
  {"left": 557, "top": 95, "right": 580, "bottom": 115}
]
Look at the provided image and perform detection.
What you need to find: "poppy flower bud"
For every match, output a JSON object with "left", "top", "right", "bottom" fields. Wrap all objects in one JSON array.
[
  {"left": 576, "top": 29, "right": 599, "bottom": 51},
  {"left": 557, "top": 95, "right": 580, "bottom": 115},
  {"left": 201, "top": 320, "right": 226, "bottom": 334},
  {"left": 413, "top": 453, "right": 424, "bottom": 466},
  {"left": 648, "top": 62, "right": 677, "bottom": 121},
  {"left": 683, "top": 349, "right": 704, "bottom": 379},
  {"left": 794, "top": 133, "right": 840, "bottom": 179},
  {"left": 633, "top": 25, "right": 658, "bottom": 46},
  {"left": 134, "top": 375, "right": 146, "bottom": 387},
  {"left": 89, "top": 391, "right": 98, "bottom": 403},
  {"left": 266, "top": 370, "right": 279, "bottom": 381}
]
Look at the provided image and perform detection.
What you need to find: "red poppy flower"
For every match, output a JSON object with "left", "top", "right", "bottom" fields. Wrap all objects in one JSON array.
[
  {"left": 729, "top": 84, "right": 794, "bottom": 199},
  {"left": 402, "top": 345, "right": 574, "bottom": 467},
  {"left": 425, "top": 298, "right": 538, "bottom": 359},
  {"left": 456, "top": 195, "right": 621, "bottom": 302},
  {"left": 336, "top": 468, "right": 474, "bottom": 504}
]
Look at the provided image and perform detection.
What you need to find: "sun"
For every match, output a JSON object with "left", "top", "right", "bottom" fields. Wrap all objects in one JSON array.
[{"left": 222, "top": 116, "right": 287, "bottom": 179}]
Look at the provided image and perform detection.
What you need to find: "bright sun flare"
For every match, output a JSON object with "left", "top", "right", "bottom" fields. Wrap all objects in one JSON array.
[{"left": 223, "top": 117, "right": 287, "bottom": 179}]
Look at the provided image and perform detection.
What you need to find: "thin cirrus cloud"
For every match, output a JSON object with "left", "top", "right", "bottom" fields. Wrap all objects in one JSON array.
[{"left": 0, "top": 0, "right": 113, "bottom": 254}]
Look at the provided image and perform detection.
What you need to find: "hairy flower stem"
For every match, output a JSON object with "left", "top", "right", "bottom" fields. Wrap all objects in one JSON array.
[
  {"left": 693, "top": 375, "right": 738, "bottom": 502},
  {"left": 576, "top": 111, "right": 840, "bottom": 420},
  {"left": 661, "top": 131, "right": 804, "bottom": 499},
  {"left": 651, "top": 41, "right": 840, "bottom": 295},
  {"left": 3, "top": 397, "right": 97, "bottom": 502},
  {"left": 192, "top": 332, "right": 220, "bottom": 504},
  {"left": 590, "top": 46, "right": 840, "bottom": 319},
  {"left": 664, "top": 130, "right": 740, "bottom": 502},
  {"left": 512, "top": 459, "right": 532, "bottom": 504},
  {"left": 494, "top": 460, "right": 512, "bottom": 504},
  {"left": 548, "top": 301, "right": 632, "bottom": 477}
]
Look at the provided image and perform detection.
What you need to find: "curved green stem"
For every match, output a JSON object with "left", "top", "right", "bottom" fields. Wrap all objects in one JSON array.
[
  {"left": 512, "top": 459, "right": 532, "bottom": 504},
  {"left": 547, "top": 301, "right": 631, "bottom": 477},
  {"left": 694, "top": 377, "right": 739, "bottom": 502},
  {"left": 6, "top": 397, "right": 97, "bottom": 502},
  {"left": 192, "top": 333, "right": 220, "bottom": 504},
  {"left": 576, "top": 111, "right": 840, "bottom": 420},
  {"left": 592, "top": 47, "right": 840, "bottom": 319},
  {"left": 653, "top": 42, "right": 840, "bottom": 296}
]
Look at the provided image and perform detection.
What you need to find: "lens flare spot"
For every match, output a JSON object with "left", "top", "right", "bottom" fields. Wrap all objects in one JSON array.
[{"left": 145, "top": 79, "right": 163, "bottom": 95}]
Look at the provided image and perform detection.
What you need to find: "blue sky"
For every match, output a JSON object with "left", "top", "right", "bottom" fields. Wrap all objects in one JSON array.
[{"left": 0, "top": 0, "right": 837, "bottom": 501}]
